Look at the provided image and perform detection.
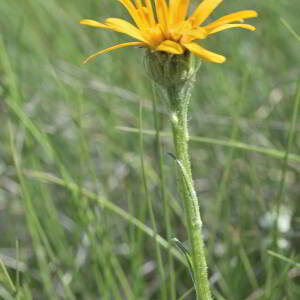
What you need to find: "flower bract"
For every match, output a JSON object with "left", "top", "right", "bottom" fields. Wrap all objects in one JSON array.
[{"left": 80, "top": 0, "right": 257, "bottom": 64}]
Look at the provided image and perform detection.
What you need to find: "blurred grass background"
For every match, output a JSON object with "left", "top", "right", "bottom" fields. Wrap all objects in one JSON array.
[{"left": 0, "top": 0, "right": 300, "bottom": 299}]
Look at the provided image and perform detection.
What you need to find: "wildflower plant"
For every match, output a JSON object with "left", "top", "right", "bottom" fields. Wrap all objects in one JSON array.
[{"left": 80, "top": 1, "right": 257, "bottom": 299}]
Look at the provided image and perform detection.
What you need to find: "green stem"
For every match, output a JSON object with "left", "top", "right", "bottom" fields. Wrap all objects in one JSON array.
[
  {"left": 145, "top": 50, "right": 211, "bottom": 300},
  {"left": 167, "top": 84, "right": 213, "bottom": 300}
]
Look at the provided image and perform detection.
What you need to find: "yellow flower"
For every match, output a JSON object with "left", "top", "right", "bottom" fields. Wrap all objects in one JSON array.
[{"left": 80, "top": 0, "right": 257, "bottom": 64}]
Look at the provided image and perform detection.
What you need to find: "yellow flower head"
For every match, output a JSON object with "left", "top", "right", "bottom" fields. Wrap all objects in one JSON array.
[{"left": 80, "top": 0, "right": 257, "bottom": 64}]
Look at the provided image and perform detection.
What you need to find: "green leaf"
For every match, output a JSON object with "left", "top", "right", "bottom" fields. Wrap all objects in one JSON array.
[
  {"left": 0, "top": 258, "right": 16, "bottom": 293},
  {"left": 171, "top": 238, "right": 195, "bottom": 284},
  {"left": 267, "top": 250, "right": 300, "bottom": 268}
]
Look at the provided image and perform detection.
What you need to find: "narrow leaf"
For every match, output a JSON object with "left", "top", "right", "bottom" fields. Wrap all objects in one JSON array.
[{"left": 171, "top": 238, "right": 195, "bottom": 284}]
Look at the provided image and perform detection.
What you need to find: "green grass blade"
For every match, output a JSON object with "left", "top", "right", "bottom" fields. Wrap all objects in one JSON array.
[
  {"left": 152, "top": 82, "right": 176, "bottom": 300},
  {"left": 280, "top": 17, "right": 300, "bottom": 42},
  {"left": 0, "top": 259, "right": 16, "bottom": 293},
  {"left": 267, "top": 250, "right": 300, "bottom": 268},
  {"left": 25, "top": 169, "right": 186, "bottom": 266},
  {"left": 116, "top": 126, "right": 300, "bottom": 163},
  {"left": 139, "top": 101, "right": 167, "bottom": 300}
]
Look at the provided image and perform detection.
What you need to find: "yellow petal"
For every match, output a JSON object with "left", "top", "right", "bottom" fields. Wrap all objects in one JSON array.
[
  {"left": 118, "top": 0, "right": 147, "bottom": 32},
  {"left": 169, "top": 0, "right": 190, "bottom": 25},
  {"left": 183, "top": 42, "right": 225, "bottom": 63},
  {"left": 204, "top": 10, "right": 258, "bottom": 31},
  {"left": 169, "top": 0, "right": 180, "bottom": 24},
  {"left": 135, "top": 0, "right": 143, "bottom": 8},
  {"left": 83, "top": 42, "right": 146, "bottom": 64},
  {"left": 180, "top": 27, "right": 208, "bottom": 43},
  {"left": 80, "top": 19, "right": 110, "bottom": 29},
  {"left": 156, "top": 40, "right": 184, "bottom": 54},
  {"left": 155, "top": 0, "right": 169, "bottom": 37},
  {"left": 105, "top": 18, "right": 147, "bottom": 42},
  {"left": 190, "top": 0, "right": 223, "bottom": 26},
  {"left": 170, "top": 20, "right": 193, "bottom": 33},
  {"left": 176, "top": 0, "right": 190, "bottom": 23},
  {"left": 169, "top": 20, "right": 193, "bottom": 41},
  {"left": 135, "top": 1, "right": 149, "bottom": 26},
  {"left": 145, "top": 0, "right": 156, "bottom": 26},
  {"left": 138, "top": 7, "right": 150, "bottom": 26},
  {"left": 207, "top": 23, "right": 256, "bottom": 35}
]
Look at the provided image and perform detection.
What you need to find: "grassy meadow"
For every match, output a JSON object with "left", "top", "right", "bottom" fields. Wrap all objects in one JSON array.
[{"left": 0, "top": 0, "right": 300, "bottom": 299}]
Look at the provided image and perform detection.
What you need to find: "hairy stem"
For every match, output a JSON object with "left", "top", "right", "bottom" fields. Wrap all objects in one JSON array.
[
  {"left": 167, "top": 83, "right": 213, "bottom": 300},
  {"left": 146, "top": 50, "right": 211, "bottom": 300}
]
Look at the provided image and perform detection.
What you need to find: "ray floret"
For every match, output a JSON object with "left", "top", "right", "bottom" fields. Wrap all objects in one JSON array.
[{"left": 80, "top": 0, "right": 257, "bottom": 64}]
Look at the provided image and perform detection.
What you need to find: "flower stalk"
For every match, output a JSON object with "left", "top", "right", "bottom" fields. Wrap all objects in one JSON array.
[
  {"left": 146, "top": 50, "right": 212, "bottom": 300},
  {"left": 169, "top": 86, "right": 212, "bottom": 300}
]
